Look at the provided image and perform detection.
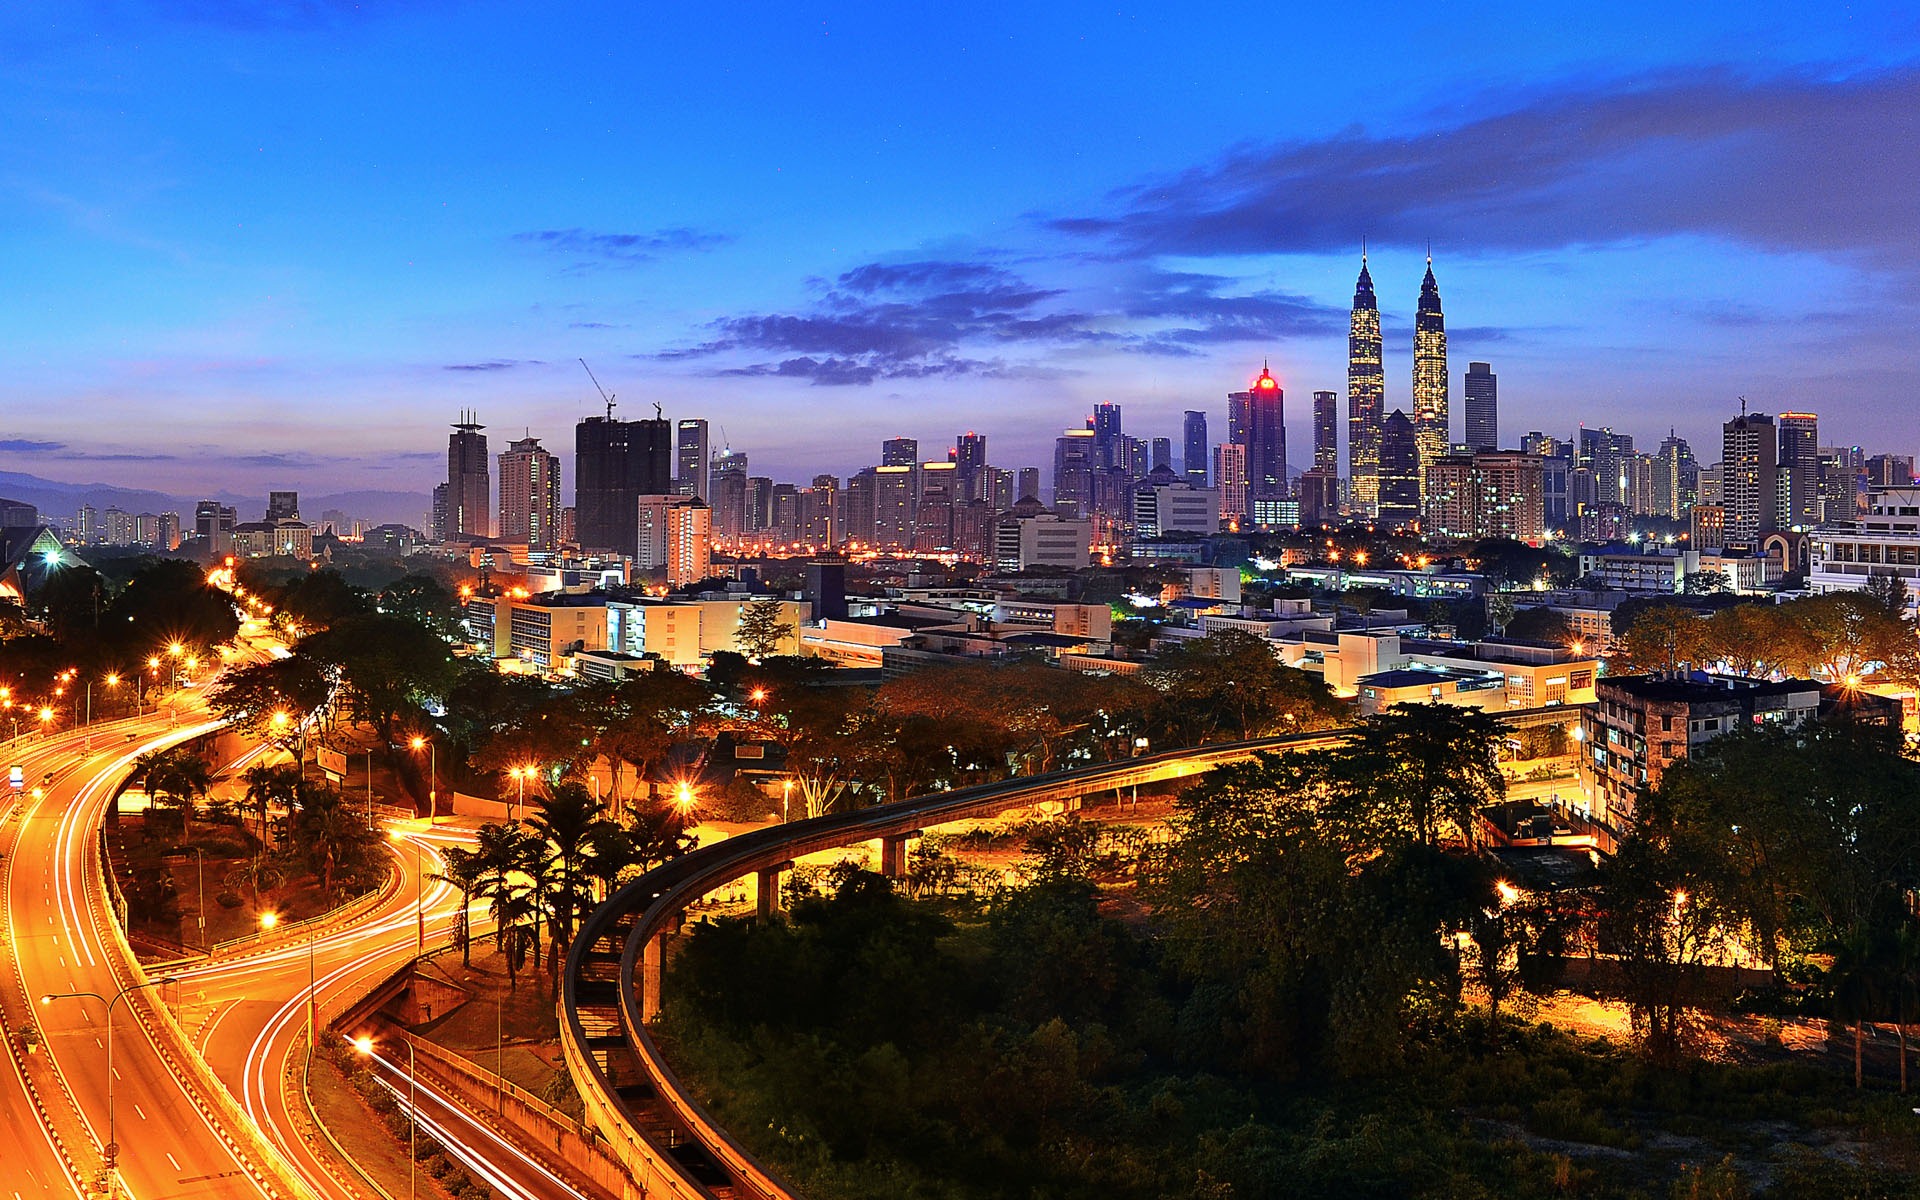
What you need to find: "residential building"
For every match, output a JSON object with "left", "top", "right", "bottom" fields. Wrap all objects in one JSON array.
[
  {"left": 1312, "top": 389, "right": 1338, "bottom": 473},
  {"left": 498, "top": 436, "right": 561, "bottom": 551},
  {"left": 1579, "top": 673, "right": 1821, "bottom": 838},
  {"left": 1420, "top": 452, "right": 1545, "bottom": 543},
  {"left": 1777, "top": 411, "right": 1820, "bottom": 528},
  {"left": 1651, "top": 433, "right": 1698, "bottom": 519},
  {"left": 1212, "top": 442, "right": 1248, "bottom": 527}
]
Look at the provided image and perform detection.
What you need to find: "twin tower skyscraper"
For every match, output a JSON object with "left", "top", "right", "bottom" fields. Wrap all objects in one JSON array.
[{"left": 1345, "top": 250, "right": 1448, "bottom": 518}]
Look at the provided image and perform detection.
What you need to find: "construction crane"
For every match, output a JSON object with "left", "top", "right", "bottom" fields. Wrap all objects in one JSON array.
[{"left": 579, "top": 358, "right": 615, "bottom": 420}]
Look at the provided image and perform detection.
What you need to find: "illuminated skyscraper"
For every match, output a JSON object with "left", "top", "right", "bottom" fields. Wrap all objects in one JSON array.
[
  {"left": 575, "top": 413, "right": 671, "bottom": 555},
  {"left": 1346, "top": 252, "right": 1383, "bottom": 515},
  {"left": 1722, "top": 410, "right": 1779, "bottom": 551},
  {"left": 1244, "top": 364, "right": 1288, "bottom": 516},
  {"left": 1412, "top": 255, "right": 1449, "bottom": 478},
  {"left": 881, "top": 437, "right": 918, "bottom": 467}
]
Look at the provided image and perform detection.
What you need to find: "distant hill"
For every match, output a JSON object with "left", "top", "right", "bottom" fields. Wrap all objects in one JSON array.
[{"left": 0, "top": 471, "right": 425, "bottom": 530}]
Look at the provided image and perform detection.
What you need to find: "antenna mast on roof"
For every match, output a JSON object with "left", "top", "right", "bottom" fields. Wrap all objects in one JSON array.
[{"left": 579, "top": 359, "right": 615, "bottom": 420}]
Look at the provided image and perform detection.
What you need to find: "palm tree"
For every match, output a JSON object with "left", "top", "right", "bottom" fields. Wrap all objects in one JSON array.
[
  {"left": 241, "top": 762, "right": 300, "bottom": 850},
  {"left": 526, "top": 783, "right": 613, "bottom": 971},
  {"left": 144, "top": 749, "right": 212, "bottom": 843},
  {"left": 433, "top": 846, "right": 485, "bottom": 966},
  {"left": 286, "top": 782, "right": 374, "bottom": 900}
]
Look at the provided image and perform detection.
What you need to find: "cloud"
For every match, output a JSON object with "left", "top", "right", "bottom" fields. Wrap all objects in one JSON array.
[
  {"left": 568, "top": 321, "right": 622, "bottom": 330},
  {"left": 1049, "top": 67, "right": 1920, "bottom": 266},
  {"left": 443, "top": 359, "right": 542, "bottom": 372},
  {"left": 514, "top": 226, "right": 732, "bottom": 266},
  {"left": 652, "top": 256, "right": 1341, "bottom": 383},
  {"left": 0, "top": 439, "right": 67, "bottom": 453}
]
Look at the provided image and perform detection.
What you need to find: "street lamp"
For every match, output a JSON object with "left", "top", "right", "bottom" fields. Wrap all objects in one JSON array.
[
  {"left": 410, "top": 736, "right": 436, "bottom": 822},
  {"left": 41, "top": 977, "right": 177, "bottom": 1190},
  {"left": 352, "top": 1035, "right": 417, "bottom": 1200},
  {"left": 508, "top": 765, "right": 534, "bottom": 821},
  {"left": 781, "top": 778, "right": 792, "bottom": 824}
]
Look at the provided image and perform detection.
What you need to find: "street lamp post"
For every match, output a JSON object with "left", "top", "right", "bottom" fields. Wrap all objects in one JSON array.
[
  {"left": 781, "top": 778, "right": 792, "bottom": 823},
  {"left": 353, "top": 1036, "right": 417, "bottom": 1200},
  {"left": 41, "top": 977, "right": 176, "bottom": 1193},
  {"left": 410, "top": 736, "right": 436, "bottom": 822},
  {"left": 509, "top": 766, "right": 528, "bottom": 821}
]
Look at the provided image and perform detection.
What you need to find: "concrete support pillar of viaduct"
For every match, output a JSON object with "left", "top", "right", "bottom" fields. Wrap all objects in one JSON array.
[
  {"left": 755, "top": 862, "right": 793, "bottom": 919},
  {"left": 879, "top": 831, "right": 921, "bottom": 879},
  {"left": 640, "top": 913, "right": 683, "bottom": 1023}
]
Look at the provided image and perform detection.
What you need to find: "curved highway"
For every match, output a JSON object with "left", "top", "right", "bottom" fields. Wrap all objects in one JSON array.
[{"left": 564, "top": 706, "right": 1579, "bottom": 1199}]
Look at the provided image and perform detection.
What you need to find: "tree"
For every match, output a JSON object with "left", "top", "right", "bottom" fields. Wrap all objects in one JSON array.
[
  {"left": 380, "top": 574, "right": 462, "bottom": 638},
  {"left": 1142, "top": 629, "right": 1344, "bottom": 745},
  {"left": 1615, "top": 604, "right": 1709, "bottom": 674},
  {"left": 241, "top": 762, "right": 301, "bottom": 848},
  {"left": 135, "top": 747, "right": 212, "bottom": 842},
  {"left": 105, "top": 559, "right": 241, "bottom": 655},
  {"left": 1864, "top": 572, "right": 1910, "bottom": 617},
  {"left": 1682, "top": 568, "right": 1730, "bottom": 596},
  {"left": 1503, "top": 606, "right": 1571, "bottom": 646},
  {"left": 1327, "top": 703, "right": 1507, "bottom": 849},
  {"left": 285, "top": 781, "right": 379, "bottom": 899},
  {"left": 301, "top": 613, "right": 458, "bottom": 745},
  {"left": 433, "top": 846, "right": 485, "bottom": 966},
  {"left": 209, "top": 657, "right": 334, "bottom": 739},
  {"left": 526, "top": 782, "right": 618, "bottom": 978},
  {"left": 734, "top": 597, "right": 793, "bottom": 662}
]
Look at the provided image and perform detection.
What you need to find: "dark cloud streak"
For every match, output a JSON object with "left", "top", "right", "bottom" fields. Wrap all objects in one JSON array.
[{"left": 1052, "top": 68, "right": 1920, "bottom": 264}]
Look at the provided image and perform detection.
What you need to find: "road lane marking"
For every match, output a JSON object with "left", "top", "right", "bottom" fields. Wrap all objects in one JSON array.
[
  {"left": 166, "top": 1151, "right": 181, "bottom": 1171},
  {"left": 132, "top": 1103, "right": 145, "bottom": 1120}
]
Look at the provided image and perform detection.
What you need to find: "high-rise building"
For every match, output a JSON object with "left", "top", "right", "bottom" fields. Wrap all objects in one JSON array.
[
  {"left": 843, "top": 469, "right": 877, "bottom": 545},
  {"left": 1867, "top": 454, "right": 1915, "bottom": 487},
  {"left": 1777, "top": 412, "right": 1820, "bottom": 527},
  {"left": 802, "top": 475, "right": 839, "bottom": 546},
  {"left": 1651, "top": 433, "right": 1698, "bottom": 520},
  {"left": 1577, "top": 427, "right": 1636, "bottom": 507},
  {"left": 1212, "top": 443, "right": 1248, "bottom": 528},
  {"left": 1377, "top": 411, "right": 1420, "bottom": 528},
  {"left": 1817, "top": 446, "right": 1865, "bottom": 521},
  {"left": 267, "top": 491, "right": 300, "bottom": 524},
  {"left": 1092, "top": 403, "right": 1123, "bottom": 461},
  {"left": 574, "top": 414, "right": 671, "bottom": 555},
  {"left": 676, "top": 419, "right": 710, "bottom": 501},
  {"left": 1016, "top": 467, "right": 1042, "bottom": 506},
  {"left": 1052, "top": 428, "right": 1098, "bottom": 515},
  {"left": 447, "top": 411, "right": 491, "bottom": 540},
  {"left": 498, "top": 436, "right": 562, "bottom": 551},
  {"left": 874, "top": 465, "right": 917, "bottom": 547},
  {"left": 954, "top": 431, "right": 988, "bottom": 500},
  {"left": 710, "top": 450, "right": 748, "bottom": 541},
  {"left": 1311, "top": 389, "right": 1338, "bottom": 474},
  {"left": 1182, "top": 410, "right": 1209, "bottom": 487},
  {"left": 1411, "top": 256, "right": 1449, "bottom": 476},
  {"left": 1347, "top": 252, "right": 1384, "bottom": 515},
  {"left": 195, "top": 500, "right": 236, "bottom": 557},
  {"left": 745, "top": 476, "right": 774, "bottom": 533},
  {"left": 1721, "top": 410, "right": 1779, "bottom": 551},
  {"left": 1463, "top": 361, "right": 1497, "bottom": 452},
  {"left": 1421, "top": 452, "right": 1545, "bottom": 543},
  {"left": 637, "top": 495, "right": 713, "bottom": 586},
  {"left": 1150, "top": 437, "right": 1173, "bottom": 474},
  {"left": 882, "top": 437, "right": 918, "bottom": 467},
  {"left": 1244, "top": 364, "right": 1288, "bottom": 519},
  {"left": 429, "top": 484, "right": 448, "bottom": 544}
]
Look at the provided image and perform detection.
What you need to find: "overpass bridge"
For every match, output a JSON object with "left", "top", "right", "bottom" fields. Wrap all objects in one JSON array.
[{"left": 560, "top": 705, "right": 1582, "bottom": 1200}]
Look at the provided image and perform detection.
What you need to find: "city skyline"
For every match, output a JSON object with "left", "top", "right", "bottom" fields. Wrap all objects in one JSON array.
[{"left": 2, "top": 4, "right": 1918, "bottom": 494}]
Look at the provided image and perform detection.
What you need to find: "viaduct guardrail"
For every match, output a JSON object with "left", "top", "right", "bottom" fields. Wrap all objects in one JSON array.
[{"left": 560, "top": 705, "right": 1581, "bottom": 1200}]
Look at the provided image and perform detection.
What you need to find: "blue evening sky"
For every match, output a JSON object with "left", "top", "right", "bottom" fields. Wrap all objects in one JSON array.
[{"left": 2, "top": 1, "right": 1916, "bottom": 496}]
